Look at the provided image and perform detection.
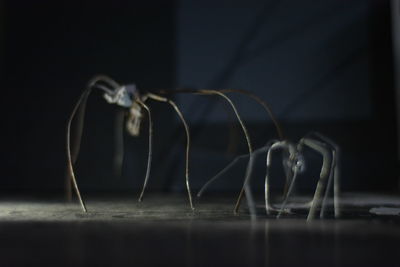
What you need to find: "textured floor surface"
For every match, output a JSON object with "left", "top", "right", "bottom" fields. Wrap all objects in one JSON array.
[{"left": 0, "top": 193, "right": 399, "bottom": 266}]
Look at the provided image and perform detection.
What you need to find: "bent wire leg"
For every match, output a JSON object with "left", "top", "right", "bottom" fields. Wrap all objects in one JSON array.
[
  {"left": 244, "top": 153, "right": 256, "bottom": 219},
  {"left": 66, "top": 75, "right": 121, "bottom": 212},
  {"left": 197, "top": 90, "right": 254, "bottom": 214},
  {"left": 161, "top": 88, "right": 255, "bottom": 214},
  {"left": 137, "top": 100, "right": 153, "bottom": 202},
  {"left": 113, "top": 109, "right": 125, "bottom": 178},
  {"left": 87, "top": 74, "right": 121, "bottom": 90},
  {"left": 219, "top": 89, "right": 286, "bottom": 216},
  {"left": 307, "top": 132, "right": 341, "bottom": 218},
  {"left": 147, "top": 93, "right": 194, "bottom": 210},
  {"left": 66, "top": 89, "right": 91, "bottom": 212},
  {"left": 320, "top": 149, "right": 335, "bottom": 219},
  {"left": 219, "top": 89, "right": 284, "bottom": 140},
  {"left": 264, "top": 141, "right": 287, "bottom": 215},
  {"left": 66, "top": 91, "right": 88, "bottom": 201},
  {"left": 300, "top": 138, "right": 332, "bottom": 221},
  {"left": 197, "top": 154, "right": 248, "bottom": 197},
  {"left": 281, "top": 149, "right": 293, "bottom": 198},
  {"left": 277, "top": 169, "right": 298, "bottom": 219}
]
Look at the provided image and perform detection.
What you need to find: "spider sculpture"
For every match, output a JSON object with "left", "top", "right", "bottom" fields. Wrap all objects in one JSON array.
[
  {"left": 66, "top": 75, "right": 281, "bottom": 212},
  {"left": 198, "top": 132, "right": 340, "bottom": 220}
]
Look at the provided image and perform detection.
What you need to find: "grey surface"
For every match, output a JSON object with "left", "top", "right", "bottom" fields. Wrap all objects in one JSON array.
[
  {"left": 1, "top": 192, "right": 400, "bottom": 221},
  {"left": 0, "top": 194, "right": 249, "bottom": 222},
  {"left": 0, "top": 193, "right": 400, "bottom": 266}
]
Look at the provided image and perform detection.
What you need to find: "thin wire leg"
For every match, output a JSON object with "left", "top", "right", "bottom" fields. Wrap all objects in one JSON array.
[
  {"left": 197, "top": 154, "right": 248, "bottom": 197},
  {"left": 155, "top": 89, "right": 254, "bottom": 213},
  {"left": 306, "top": 131, "right": 341, "bottom": 218},
  {"left": 264, "top": 142, "right": 286, "bottom": 215},
  {"left": 65, "top": 91, "right": 89, "bottom": 201},
  {"left": 189, "top": 89, "right": 254, "bottom": 214},
  {"left": 87, "top": 74, "right": 121, "bottom": 89},
  {"left": 320, "top": 152, "right": 335, "bottom": 219},
  {"left": 301, "top": 138, "right": 332, "bottom": 221},
  {"left": 198, "top": 91, "right": 254, "bottom": 213},
  {"left": 198, "top": 143, "right": 271, "bottom": 197},
  {"left": 219, "top": 89, "right": 284, "bottom": 140},
  {"left": 167, "top": 99, "right": 194, "bottom": 210},
  {"left": 66, "top": 90, "right": 90, "bottom": 212},
  {"left": 147, "top": 93, "right": 194, "bottom": 210},
  {"left": 282, "top": 150, "right": 292, "bottom": 198},
  {"left": 277, "top": 170, "right": 298, "bottom": 218},
  {"left": 137, "top": 100, "right": 153, "bottom": 202},
  {"left": 265, "top": 150, "right": 273, "bottom": 215},
  {"left": 244, "top": 154, "right": 257, "bottom": 218},
  {"left": 196, "top": 90, "right": 252, "bottom": 153},
  {"left": 66, "top": 75, "right": 122, "bottom": 212},
  {"left": 308, "top": 171, "right": 330, "bottom": 221},
  {"left": 169, "top": 88, "right": 283, "bottom": 140}
]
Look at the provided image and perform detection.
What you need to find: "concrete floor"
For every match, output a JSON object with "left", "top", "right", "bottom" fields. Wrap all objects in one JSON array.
[{"left": 0, "top": 193, "right": 399, "bottom": 266}]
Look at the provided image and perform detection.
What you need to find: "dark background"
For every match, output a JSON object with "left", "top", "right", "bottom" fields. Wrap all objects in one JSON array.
[{"left": 1, "top": 0, "right": 398, "bottom": 196}]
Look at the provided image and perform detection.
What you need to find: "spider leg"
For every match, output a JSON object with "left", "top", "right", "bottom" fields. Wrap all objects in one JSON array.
[
  {"left": 244, "top": 153, "right": 257, "bottom": 218},
  {"left": 197, "top": 143, "right": 271, "bottom": 197},
  {"left": 88, "top": 74, "right": 121, "bottom": 89},
  {"left": 305, "top": 132, "right": 340, "bottom": 218},
  {"left": 264, "top": 141, "right": 289, "bottom": 215},
  {"left": 66, "top": 89, "right": 91, "bottom": 212},
  {"left": 281, "top": 149, "right": 293, "bottom": 198},
  {"left": 197, "top": 153, "right": 248, "bottom": 197},
  {"left": 136, "top": 100, "right": 153, "bottom": 203},
  {"left": 299, "top": 138, "right": 332, "bottom": 221},
  {"left": 199, "top": 90, "right": 254, "bottom": 215},
  {"left": 158, "top": 89, "right": 255, "bottom": 214},
  {"left": 66, "top": 75, "right": 121, "bottom": 212},
  {"left": 66, "top": 89, "right": 89, "bottom": 201},
  {"left": 147, "top": 93, "right": 194, "bottom": 210},
  {"left": 319, "top": 149, "right": 335, "bottom": 218},
  {"left": 219, "top": 89, "right": 284, "bottom": 140},
  {"left": 277, "top": 169, "right": 299, "bottom": 219}
]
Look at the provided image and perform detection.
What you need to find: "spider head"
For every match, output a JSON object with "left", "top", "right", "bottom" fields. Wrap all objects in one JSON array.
[
  {"left": 101, "top": 83, "right": 143, "bottom": 136},
  {"left": 285, "top": 144, "right": 306, "bottom": 174},
  {"left": 291, "top": 152, "right": 306, "bottom": 173},
  {"left": 103, "top": 84, "right": 138, "bottom": 108}
]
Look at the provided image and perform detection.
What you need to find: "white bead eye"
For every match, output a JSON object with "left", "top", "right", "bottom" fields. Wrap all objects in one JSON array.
[{"left": 293, "top": 155, "right": 306, "bottom": 173}]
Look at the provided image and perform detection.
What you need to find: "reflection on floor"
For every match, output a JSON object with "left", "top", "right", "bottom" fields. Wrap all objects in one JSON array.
[{"left": 0, "top": 193, "right": 399, "bottom": 266}]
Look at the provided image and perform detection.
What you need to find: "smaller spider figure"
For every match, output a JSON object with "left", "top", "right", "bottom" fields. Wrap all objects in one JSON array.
[{"left": 198, "top": 132, "right": 340, "bottom": 220}]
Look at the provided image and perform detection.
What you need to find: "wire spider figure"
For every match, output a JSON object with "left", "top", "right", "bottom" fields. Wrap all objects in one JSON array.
[
  {"left": 198, "top": 132, "right": 340, "bottom": 220},
  {"left": 66, "top": 75, "right": 281, "bottom": 213}
]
